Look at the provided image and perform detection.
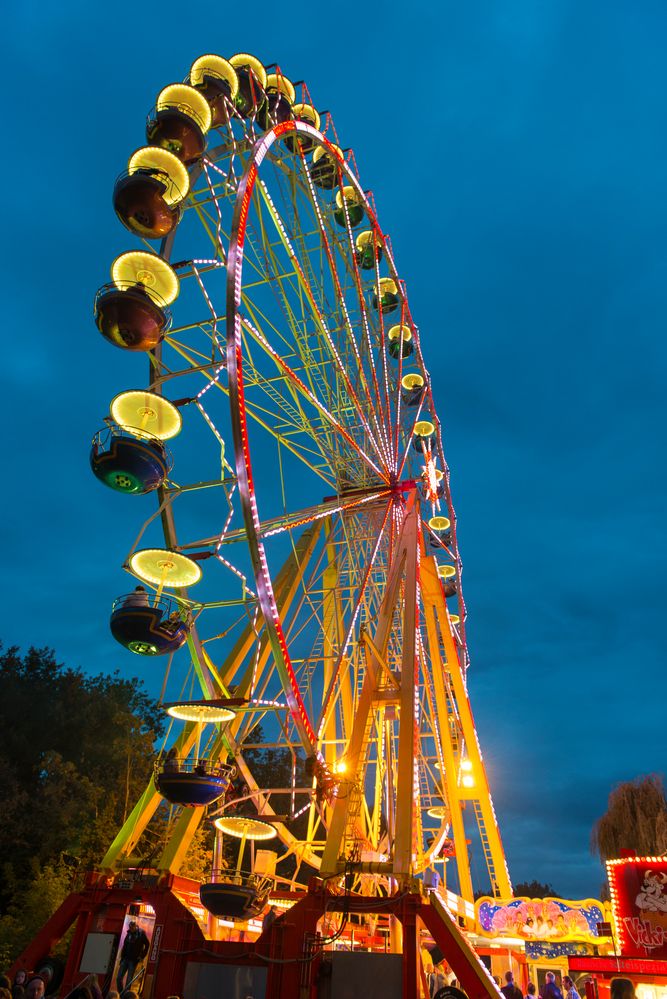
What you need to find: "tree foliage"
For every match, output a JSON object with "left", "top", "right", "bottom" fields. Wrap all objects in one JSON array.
[
  {"left": 0, "top": 643, "right": 164, "bottom": 959},
  {"left": 235, "top": 725, "right": 312, "bottom": 883},
  {"left": 591, "top": 774, "right": 667, "bottom": 862},
  {"left": 0, "top": 860, "right": 73, "bottom": 970}
]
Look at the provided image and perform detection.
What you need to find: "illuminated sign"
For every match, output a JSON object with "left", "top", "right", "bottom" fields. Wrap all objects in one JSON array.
[
  {"left": 607, "top": 857, "right": 667, "bottom": 958},
  {"left": 568, "top": 956, "right": 667, "bottom": 976},
  {"left": 476, "top": 897, "right": 606, "bottom": 942}
]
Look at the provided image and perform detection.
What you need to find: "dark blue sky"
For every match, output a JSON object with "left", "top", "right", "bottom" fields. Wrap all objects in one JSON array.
[{"left": 3, "top": 2, "right": 666, "bottom": 899}]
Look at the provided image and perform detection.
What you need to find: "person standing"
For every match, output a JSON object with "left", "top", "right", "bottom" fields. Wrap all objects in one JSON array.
[
  {"left": 430, "top": 964, "right": 447, "bottom": 997},
  {"left": 611, "top": 982, "right": 636, "bottom": 999},
  {"left": 502, "top": 972, "right": 523, "bottom": 999},
  {"left": 11, "top": 973, "right": 26, "bottom": 999},
  {"left": 116, "top": 921, "right": 149, "bottom": 994},
  {"left": 541, "top": 972, "right": 564, "bottom": 999},
  {"left": 563, "top": 977, "right": 580, "bottom": 999}
]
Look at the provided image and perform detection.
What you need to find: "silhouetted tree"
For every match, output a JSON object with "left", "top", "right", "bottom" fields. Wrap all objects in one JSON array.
[
  {"left": 0, "top": 643, "right": 164, "bottom": 960},
  {"left": 513, "top": 880, "right": 559, "bottom": 898},
  {"left": 591, "top": 774, "right": 667, "bottom": 862}
]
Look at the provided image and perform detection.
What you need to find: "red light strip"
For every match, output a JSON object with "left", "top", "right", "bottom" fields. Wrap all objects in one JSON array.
[{"left": 226, "top": 123, "right": 331, "bottom": 751}]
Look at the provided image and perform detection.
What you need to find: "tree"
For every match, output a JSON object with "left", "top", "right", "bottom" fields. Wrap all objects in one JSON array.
[
  {"left": 513, "top": 880, "right": 559, "bottom": 898},
  {"left": 591, "top": 774, "right": 667, "bottom": 862},
  {"left": 0, "top": 643, "right": 164, "bottom": 951},
  {"left": 0, "top": 860, "right": 73, "bottom": 970}
]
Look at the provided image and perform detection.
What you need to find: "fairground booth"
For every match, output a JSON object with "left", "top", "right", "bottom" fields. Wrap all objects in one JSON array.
[
  {"left": 470, "top": 894, "right": 613, "bottom": 990},
  {"left": 568, "top": 857, "right": 667, "bottom": 999}
]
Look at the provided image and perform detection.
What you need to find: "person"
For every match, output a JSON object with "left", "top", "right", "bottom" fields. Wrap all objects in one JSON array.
[
  {"left": 122, "top": 586, "right": 150, "bottom": 609},
  {"left": 116, "top": 921, "right": 149, "bottom": 993},
  {"left": 501, "top": 972, "right": 523, "bottom": 999},
  {"left": 563, "top": 977, "right": 580, "bottom": 999},
  {"left": 163, "top": 747, "right": 179, "bottom": 773},
  {"left": 527, "top": 983, "right": 537, "bottom": 999},
  {"left": 611, "top": 981, "right": 636, "bottom": 999},
  {"left": 430, "top": 964, "right": 447, "bottom": 997},
  {"left": 164, "top": 610, "right": 183, "bottom": 634},
  {"left": 534, "top": 915, "right": 549, "bottom": 939},
  {"left": 541, "top": 972, "right": 563, "bottom": 999},
  {"left": 11, "top": 972, "right": 26, "bottom": 999},
  {"left": 261, "top": 905, "right": 279, "bottom": 935},
  {"left": 24, "top": 980, "right": 44, "bottom": 999},
  {"left": 70, "top": 988, "right": 92, "bottom": 999}
]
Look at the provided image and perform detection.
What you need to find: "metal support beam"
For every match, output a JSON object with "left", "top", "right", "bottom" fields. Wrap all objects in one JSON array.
[{"left": 393, "top": 504, "right": 419, "bottom": 877}]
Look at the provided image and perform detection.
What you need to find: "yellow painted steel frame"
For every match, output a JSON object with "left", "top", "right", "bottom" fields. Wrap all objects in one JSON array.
[
  {"left": 421, "top": 551, "right": 512, "bottom": 899},
  {"left": 316, "top": 495, "right": 511, "bottom": 899},
  {"left": 103, "top": 494, "right": 510, "bottom": 905},
  {"left": 101, "top": 523, "right": 322, "bottom": 873}
]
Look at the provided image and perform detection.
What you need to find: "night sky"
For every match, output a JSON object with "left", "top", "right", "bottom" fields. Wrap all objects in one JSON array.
[{"left": 3, "top": 2, "right": 666, "bottom": 900}]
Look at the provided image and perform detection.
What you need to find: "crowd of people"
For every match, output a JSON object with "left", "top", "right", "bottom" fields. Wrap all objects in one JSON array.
[
  {"left": 0, "top": 971, "right": 132, "bottom": 999},
  {"left": 422, "top": 964, "right": 586, "bottom": 999},
  {"left": 0, "top": 919, "right": 150, "bottom": 999},
  {"left": 488, "top": 970, "right": 583, "bottom": 999},
  {"left": 491, "top": 969, "right": 637, "bottom": 999},
  {"left": 0, "top": 972, "right": 48, "bottom": 999},
  {"left": 1, "top": 955, "right": 638, "bottom": 999}
]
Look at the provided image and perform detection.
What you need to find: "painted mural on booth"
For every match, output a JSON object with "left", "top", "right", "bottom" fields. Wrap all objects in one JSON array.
[{"left": 476, "top": 897, "right": 606, "bottom": 942}]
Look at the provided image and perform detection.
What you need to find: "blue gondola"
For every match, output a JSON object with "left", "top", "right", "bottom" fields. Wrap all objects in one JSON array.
[
  {"left": 154, "top": 759, "right": 235, "bottom": 807},
  {"left": 110, "top": 593, "right": 188, "bottom": 656},
  {"left": 91, "top": 425, "right": 171, "bottom": 494},
  {"left": 200, "top": 874, "right": 270, "bottom": 920}
]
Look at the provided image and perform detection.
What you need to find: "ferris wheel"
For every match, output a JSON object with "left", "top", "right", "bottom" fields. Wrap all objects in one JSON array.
[{"left": 90, "top": 52, "right": 511, "bottom": 911}]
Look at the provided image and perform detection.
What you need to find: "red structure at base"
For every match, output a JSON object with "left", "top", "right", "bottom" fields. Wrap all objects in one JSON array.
[{"left": 10, "top": 872, "right": 501, "bottom": 999}]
